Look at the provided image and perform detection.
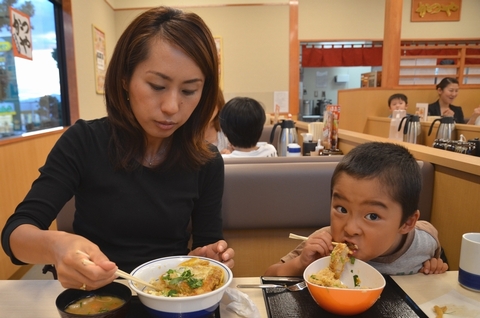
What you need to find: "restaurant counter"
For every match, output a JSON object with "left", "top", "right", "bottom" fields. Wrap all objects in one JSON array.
[{"left": 0, "top": 271, "right": 478, "bottom": 317}]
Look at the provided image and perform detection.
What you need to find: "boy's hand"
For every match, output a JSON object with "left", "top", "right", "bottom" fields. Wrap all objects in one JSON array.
[
  {"left": 298, "top": 230, "right": 333, "bottom": 269},
  {"left": 419, "top": 258, "right": 448, "bottom": 274}
]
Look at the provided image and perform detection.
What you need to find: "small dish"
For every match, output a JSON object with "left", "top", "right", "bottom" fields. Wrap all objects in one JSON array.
[{"left": 56, "top": 282, "right": 131, "bottom": 318}]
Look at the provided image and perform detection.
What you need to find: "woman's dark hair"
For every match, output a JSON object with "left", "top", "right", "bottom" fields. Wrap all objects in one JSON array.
[
  {"left": 219, "top": 97, "right": 266, "bottom": 148},
  {"left": 331, "top": 142, "right": 421, "bottom": 225},
  {"left": 212, "top": 90, "right": 225, "bottom": 132},
  {"left": 436, "top": 77, "right": 459, "bottom": 91},
  {"left": 104, "top": 6, "right": 219, "bottom": 171}
]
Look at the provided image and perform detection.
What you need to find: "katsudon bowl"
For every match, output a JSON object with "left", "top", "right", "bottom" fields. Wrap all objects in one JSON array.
[
  {"left": 129, "top": 256, "right": 232, "bottom": 318},
  {"left": 303, "top": 256, "right": 385, "bottom": 315}
]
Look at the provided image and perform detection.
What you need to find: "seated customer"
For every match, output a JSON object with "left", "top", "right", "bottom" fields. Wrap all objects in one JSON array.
[
  {"left": 265, "top": 142, "right": 448, "bottom": 276},
  {"left": 427, "top": 77, "right": 478, "bottom": 124},
  {"left": 220, "top": 97, "right": 277, "bottom": 158},
  {"left": 387, "top": 93, "right": 408, "bottom": 118}
]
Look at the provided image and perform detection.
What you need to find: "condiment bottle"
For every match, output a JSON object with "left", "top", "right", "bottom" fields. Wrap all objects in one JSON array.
[
  {"left": 315, "top": 139, "right": 324, "bottom": 155},
  {"left": 286, "top": 143, "right": 301, "bottom": 157}
]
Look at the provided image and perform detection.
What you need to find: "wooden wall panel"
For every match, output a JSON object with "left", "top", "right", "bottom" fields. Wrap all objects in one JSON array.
[{"left": 0, "top": 130, "right": 64, "bottom": 279}]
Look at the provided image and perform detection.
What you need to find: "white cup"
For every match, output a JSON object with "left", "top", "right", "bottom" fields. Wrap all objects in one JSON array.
[{"left": 458, "top": 232, "right": 480, "bottom": 292}]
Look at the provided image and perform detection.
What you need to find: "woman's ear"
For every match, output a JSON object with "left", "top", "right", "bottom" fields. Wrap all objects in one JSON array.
[
  {"left": 122, "top": 78, "right": 128, "bottom": 91},
  {"left": 399, "top": 210, "right": 420, "bottom": 234}
]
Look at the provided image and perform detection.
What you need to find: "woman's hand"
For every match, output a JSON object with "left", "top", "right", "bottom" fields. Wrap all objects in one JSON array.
[
  {"left": 466, "top": 106, "right": 480, "bottom": 125},
  {"left": 419, "top": 257, "right": 448, "bottom": 274},
  {"left": 189, "top": 240, "right": 235, "bottom": 269},
  {"left": 52, "top": 234, "right": 118, "bottom": 290},
  {"left": 441, "top": 108, "right": 455, "bottom": 117}
]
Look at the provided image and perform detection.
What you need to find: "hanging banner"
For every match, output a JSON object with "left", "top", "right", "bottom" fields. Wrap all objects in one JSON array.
[{"left": 9, "top": 7, "right": 33, "bottom": 60}]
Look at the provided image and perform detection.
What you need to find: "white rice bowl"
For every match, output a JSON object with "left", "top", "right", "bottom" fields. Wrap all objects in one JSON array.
[{"left": 129, "top": 256, "right": 232, "bottom": 318}]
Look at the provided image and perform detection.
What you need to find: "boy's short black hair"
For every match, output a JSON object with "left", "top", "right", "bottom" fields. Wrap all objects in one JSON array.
[
  {"left": 388, "top": 93, "right": 408, "bottom": 107},
  {"left": 331, "top": 142, "right": 421, "bottom": 224},
  {"left": 219, "top": 97, "right": 266, "bottom": 148}
]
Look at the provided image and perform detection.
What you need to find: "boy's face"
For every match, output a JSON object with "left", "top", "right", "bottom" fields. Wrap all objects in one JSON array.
[
  {"left": 330, "top": 173, "right": 415, "bottom": 261},
  {"left": 389, "top": 98, "right": 407, "bottom": 112}
]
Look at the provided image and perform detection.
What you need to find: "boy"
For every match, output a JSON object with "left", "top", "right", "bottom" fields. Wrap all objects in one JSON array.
[
  {"left": 220, "top": 97, "right": 277, "bottom": 158},
  {"left": 388, "top": 93, "right": 408, "bottom": 117},
  {"left": 265, "top": 142, "right": 448, "bottom": 276}
]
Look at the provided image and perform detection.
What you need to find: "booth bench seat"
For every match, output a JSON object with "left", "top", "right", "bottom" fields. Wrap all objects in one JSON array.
[{"left": 222, "top": 160, "right": 434, "bottom": 277}]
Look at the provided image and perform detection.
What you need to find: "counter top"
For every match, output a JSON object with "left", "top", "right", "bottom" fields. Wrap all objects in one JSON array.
[
  {"left": 337, "top": 128, "right": 480, "bottom": 176},
  {"left": 1, "top": 272, "right": 478, "bottom": 318}
]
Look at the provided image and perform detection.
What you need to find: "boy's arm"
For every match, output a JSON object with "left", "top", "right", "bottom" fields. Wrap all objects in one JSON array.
[
  {"left": 416, "top": 220, "right": 448, "bottom": 274},
  {"left": 264, "top": 257, "right": 307, "bottom": 276},
  {"left": 264, "top": 228, "right": 333, "bottom": 276}
]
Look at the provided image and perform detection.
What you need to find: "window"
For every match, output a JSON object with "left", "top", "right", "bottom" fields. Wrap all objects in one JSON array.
[{"left": 0, "top": 0, "right": 68, "bottom": 139}]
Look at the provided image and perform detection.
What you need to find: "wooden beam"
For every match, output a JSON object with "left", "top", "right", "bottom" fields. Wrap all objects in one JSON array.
[
  {"left": 382, "top": 0, "right": 403, "bottom": 88},
  {"left": 289, "top": 0, "right": 299, "bottom": 116},
  {"left": 62, "top": 0, "right": 80, "bottom": 124}
]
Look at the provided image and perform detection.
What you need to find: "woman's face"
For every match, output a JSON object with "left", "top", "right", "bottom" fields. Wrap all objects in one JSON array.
[
  {"left": 438, "top": 83, "right": 459, "bottom": 105},
  {"left": 126, "top": 39, "right": 205, "bottom": 141}
]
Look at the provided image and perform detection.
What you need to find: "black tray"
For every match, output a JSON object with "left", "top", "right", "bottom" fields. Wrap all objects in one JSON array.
[
  {"left": 126, "top": 296, "right": 220, "bottom": 317},
  {"left": 261, "top": 275, "right": 427, "bottom": 318}
]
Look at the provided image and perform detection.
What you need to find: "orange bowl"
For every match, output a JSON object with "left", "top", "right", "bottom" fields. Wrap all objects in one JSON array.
[{"left": 303, "top": 256, "right": 385, "bottom": 315}]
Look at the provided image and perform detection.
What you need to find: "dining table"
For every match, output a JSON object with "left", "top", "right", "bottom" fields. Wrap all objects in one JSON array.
[{"left": 0, "top": 271, "right": 478, "bottom": 317}]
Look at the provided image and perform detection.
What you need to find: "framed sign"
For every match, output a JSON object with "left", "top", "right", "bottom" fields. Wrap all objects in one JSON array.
[
  {"left": 411, "top": 0, "right": 461, "bottom": 22},
  {"left": 92, "top": 25, "right": 106, "bottom": 94},
  {"left": 214, "top": 36, "right": 223, "bottom": 90},
  {"left": 9, "top": 7, "right": 33, "bottom": 60}
]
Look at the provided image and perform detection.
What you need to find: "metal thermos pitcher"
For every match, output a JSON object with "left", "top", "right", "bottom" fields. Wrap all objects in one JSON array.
[
  {"left": 398, "top": 114, "right": 422, "bottom": 144},
  {"left": 270, "top": 119, "right": 298, "bottom": 156},
  {"left": 427, "top": 116, "right": 456, "bottom": 141}
]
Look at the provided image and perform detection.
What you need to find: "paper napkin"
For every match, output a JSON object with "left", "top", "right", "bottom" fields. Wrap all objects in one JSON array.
[{"left": 419, "top": 290, "right": 480, "bottom": 318}]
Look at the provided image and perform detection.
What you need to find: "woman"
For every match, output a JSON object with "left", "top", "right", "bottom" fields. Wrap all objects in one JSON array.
[
  {"left": 1, "top": 7, "right": 234, "bottom": 291},
  {"left": 428, "top": 77, "right": 479, "bottom": 124}
]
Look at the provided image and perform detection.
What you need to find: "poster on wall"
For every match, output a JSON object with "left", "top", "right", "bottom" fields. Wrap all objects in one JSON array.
[
  {"left": 92, "top": 25, "right": 106, "bottom": 94},
  {"left": 9, "top": 7, "right": 33, "bottom": 60},
  {"left": 214, "top": 36, "right": 223, "bottom": 90},
  {"left": 411, "top": 0, "right": 461, "bottom": 22}
]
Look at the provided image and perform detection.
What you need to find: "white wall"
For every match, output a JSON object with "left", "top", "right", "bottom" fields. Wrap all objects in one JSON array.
[
  {"left": 70, "top": 0, "right": 480, "bottom": 119},
  {"left": 72, "top": 0, "right": 116, "bottom": 120},
  {"left": 302, "top": 67, "right": 372, "bottom": 105}
]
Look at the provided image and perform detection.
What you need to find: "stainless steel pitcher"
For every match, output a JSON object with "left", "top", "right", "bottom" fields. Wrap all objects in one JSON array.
[
  {"left": 427, "top": 116, "right": 456, "bottom": 141},
  {"left": 398, "top": 114, "right": 422, "bottom": 144},
  {"left": 270, "top": 119, "right": 298, "bottom": 156}
]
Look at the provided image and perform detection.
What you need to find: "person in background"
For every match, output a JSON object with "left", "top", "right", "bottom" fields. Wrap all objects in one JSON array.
[
  {"left": 470, "top": 105, "right": 480, "bottom": 125},
  {"left": 205, "top": 89, "right": 231, "bottom": 154},
  {"left": 220, "top": 97, "right": 277, "bottom": 158},
  {"left": 387, "top": 93, "right": 408, "bottom": 117},
  {"left": 427, "top": 77, "right": 479, "bottom": 124},
  {"left": 1, "top": 6, "right": 234, "bottom": 291},
  {"left": 265, "top": 142, "right": 448, "bottom": 276}
]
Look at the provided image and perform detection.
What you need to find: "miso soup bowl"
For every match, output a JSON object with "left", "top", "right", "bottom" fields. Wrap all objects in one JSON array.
[
  {"left": 303, "top": 256, "right": 385, "bottom": 315},
  {"left": 129, "top": 256, "right": 233, "bottom": 318},
  {"left": 56, "top": 281, "right": 132, "bottom": 318}
]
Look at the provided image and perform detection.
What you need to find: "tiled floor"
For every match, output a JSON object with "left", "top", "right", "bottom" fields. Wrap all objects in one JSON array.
[{"left": 21, "top": 264, "right": 54, "bottom": 280}]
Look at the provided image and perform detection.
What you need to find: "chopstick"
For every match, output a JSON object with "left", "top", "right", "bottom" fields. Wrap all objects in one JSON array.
[
  {"left": 288, "top": 233, "right": 309, "bottom": 241},
  {"left": 288, "top": 233, "right": 358, "bottom": 249},
  {"left": 76, "top": 250, "right": 158, "bottom": 290}
]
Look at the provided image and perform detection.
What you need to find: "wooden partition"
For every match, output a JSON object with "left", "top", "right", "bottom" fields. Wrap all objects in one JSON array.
[
  {"left": 338, "top": 87, "right": 480, "bottom": 134},
  {"left": 0, "top": 130, "right": 65, "bottom": 279},
  {"left": 365, "top": 116, "right": 480, "bottom": 146}
]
